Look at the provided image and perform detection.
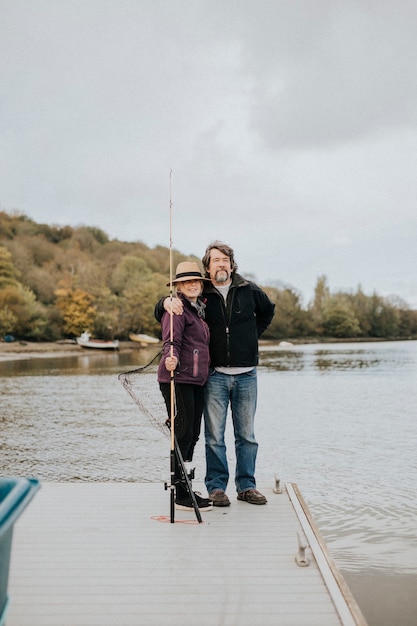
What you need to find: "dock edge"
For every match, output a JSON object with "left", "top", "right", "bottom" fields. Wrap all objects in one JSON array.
[{"left": 286, "top": 482, "right": 368, "bottom": 626}]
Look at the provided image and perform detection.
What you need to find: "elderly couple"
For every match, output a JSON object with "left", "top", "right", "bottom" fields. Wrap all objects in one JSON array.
[{"left": 156, "top": 241, "right": 275, "bottom": 513}]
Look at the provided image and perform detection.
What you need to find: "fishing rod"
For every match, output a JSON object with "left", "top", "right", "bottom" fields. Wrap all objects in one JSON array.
[
  {"left": 167, "top": 171, "right": 202, "bottom": 524},
  {"left": 169, "top": 170, "right": 175, "bottom": 523}
]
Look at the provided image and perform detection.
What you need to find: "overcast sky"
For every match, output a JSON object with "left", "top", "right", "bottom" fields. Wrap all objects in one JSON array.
[{"left": 1, "top": 1, "right": 417, "bottom": 306}]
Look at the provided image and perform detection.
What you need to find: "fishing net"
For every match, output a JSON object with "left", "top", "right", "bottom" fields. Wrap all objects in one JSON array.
[{"left": 118, "top": 351, "right": 184, "bottom": 437}]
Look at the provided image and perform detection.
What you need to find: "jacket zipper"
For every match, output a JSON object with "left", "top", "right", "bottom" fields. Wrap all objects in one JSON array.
[
  {"left": 212, "top": 284, "right": 236, "bottom": 365},
  {"left": 193, "top": 349, "right": 199, "bottom": 377},
  {"left": 225, "top": 288, "right": 235, "bottom": 364}
]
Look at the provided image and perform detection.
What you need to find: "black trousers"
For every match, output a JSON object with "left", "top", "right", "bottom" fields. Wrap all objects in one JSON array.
[{"left": 159, "top": 382, "right": 205, "bottom": 481}]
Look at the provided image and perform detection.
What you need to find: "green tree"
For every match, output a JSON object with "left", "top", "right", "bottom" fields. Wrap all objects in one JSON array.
[
  {"left": 0, "top": 306, "right": 18, "bottom": 337},
  {"left": 111, "top": 256, "right": 152, "bottom": 294},
  {"left": 91, "top": 287, "right": 120, "bottom": 339},
  {"left": 265, "top": 286, "right": 313, "bottom": 339},
  {"left": 398, "top": 307, "right": 417, "bottom": 336},
  {"left": 0, "top": 245, "right": 20, "bottom": 287},
  {"left": 349, "top": 287, "right": 372, "bottom": 336},
  {"left": 322, "top": 296, "right": 361, "bottom": 338},
  {"left": 118, "top": 280, "right": 165, "bottom": 337},
  {"left": 367, "top": 294, "right": 400, "bottom": 337},
  {"left": 0, "top": 284, "right": 48, "bottom": 339},
  {"left": 310, "top": 275, "right": 330, "bottom": 334}
]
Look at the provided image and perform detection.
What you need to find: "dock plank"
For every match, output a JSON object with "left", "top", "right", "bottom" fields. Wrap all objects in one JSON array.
[{"left": 6, "top": 482, "right": 366, "bottom": 626}]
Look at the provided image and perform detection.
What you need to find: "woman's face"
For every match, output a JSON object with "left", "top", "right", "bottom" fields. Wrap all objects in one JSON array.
[{"left": 177, "top": 279, "right": 203, "bottom": 302}]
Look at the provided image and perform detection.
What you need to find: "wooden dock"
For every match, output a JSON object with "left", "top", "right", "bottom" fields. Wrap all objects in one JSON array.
[{"left": 6, "top": 482, "right": 367, "bottom": 626}]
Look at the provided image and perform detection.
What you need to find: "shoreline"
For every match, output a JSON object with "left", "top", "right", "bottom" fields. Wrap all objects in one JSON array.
[
  {"left": 1, "top": 336, "right": 414, "bottom": 364},
  {"left": 0, "top": 340, "right": 151, "bottom": 362}
]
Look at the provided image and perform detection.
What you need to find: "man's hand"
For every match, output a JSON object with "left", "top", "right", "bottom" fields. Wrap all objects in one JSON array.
[{"left": 163, "top": 297, "right": 183, "bottom": 315}]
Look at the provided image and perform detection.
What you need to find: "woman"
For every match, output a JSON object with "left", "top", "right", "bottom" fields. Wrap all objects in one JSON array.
[{"left": 157, "top": 261, "right": 212, "bottom": 512}]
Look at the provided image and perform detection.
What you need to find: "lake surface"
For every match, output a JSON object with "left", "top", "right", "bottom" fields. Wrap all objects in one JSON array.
[{"left": 1, "top": 340, "right": 416, "bottom": 625}]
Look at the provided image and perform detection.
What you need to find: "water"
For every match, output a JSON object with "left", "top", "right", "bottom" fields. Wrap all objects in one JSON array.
[{"left": 1, "top": 341, "right": 417, "bottom": 625}]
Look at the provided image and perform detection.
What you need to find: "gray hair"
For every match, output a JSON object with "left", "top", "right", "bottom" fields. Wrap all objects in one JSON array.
[{"left": 201, "top": 241, "right": 238, "bottom": 277}]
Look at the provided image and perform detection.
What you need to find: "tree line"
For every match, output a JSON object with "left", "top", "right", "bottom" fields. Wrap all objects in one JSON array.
[{"left": 1, "top": 210, "right": 417, "bottom": 342}]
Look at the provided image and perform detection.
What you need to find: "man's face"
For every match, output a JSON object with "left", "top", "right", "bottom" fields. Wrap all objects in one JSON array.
[{"left": 208, "top": 248, "right": 232, "bottom": 286}]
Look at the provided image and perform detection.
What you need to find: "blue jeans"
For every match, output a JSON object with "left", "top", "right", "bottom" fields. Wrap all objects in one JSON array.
[{"left": 204, "top": 368, "right": 258, "bottom": 494}]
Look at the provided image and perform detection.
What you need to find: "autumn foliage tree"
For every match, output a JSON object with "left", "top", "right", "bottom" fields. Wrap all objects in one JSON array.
[
  {"left": 55, "top": 288, "right": 96, "bottom": 337},
  {"left": 1, "top": 211, "right": 417, "bottom": 341}
]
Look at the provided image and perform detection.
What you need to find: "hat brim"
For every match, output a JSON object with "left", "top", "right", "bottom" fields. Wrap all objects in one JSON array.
[{"left": 166, "top": 275, "right": 210, "bottom": 287}]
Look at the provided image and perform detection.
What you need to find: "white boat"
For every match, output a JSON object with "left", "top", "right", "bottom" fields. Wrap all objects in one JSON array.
[
  {"left": 129, "top": 333, "right": 160, "bottom": 346},
  {"left": 76, "top": 332, "right": 119, "bottom": 350}
]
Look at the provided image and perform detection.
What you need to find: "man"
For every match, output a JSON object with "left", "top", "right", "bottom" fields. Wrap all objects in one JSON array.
[{"left": 156, "top": 241, "right": 275, "bottom": 506}]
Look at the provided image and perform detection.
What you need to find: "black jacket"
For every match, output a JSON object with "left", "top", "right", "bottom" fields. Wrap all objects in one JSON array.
[{"left": 155, "top": 273, "right": 275, "bottom": 368}]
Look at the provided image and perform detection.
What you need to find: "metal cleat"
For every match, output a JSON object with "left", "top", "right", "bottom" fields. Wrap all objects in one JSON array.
[
  {"left": 295, "top": 532, "right": 310, "bottom": 567},
  {"left": 273, "top": 474, "right": 282, "bottom": 494}
]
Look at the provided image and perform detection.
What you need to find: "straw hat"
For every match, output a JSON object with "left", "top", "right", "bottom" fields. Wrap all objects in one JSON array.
[{"left": 166, "top": 261, "right": 210, "bottom": 286}]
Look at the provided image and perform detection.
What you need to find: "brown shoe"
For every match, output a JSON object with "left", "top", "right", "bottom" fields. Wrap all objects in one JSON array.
[
  {"left": 237, "top": 489, "right": 267, "bottom": 505},
  {"left": 209, "top": 489, "right": 231, "bottom": 507}
]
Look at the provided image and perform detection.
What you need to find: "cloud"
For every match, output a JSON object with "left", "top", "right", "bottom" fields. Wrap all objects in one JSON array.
[
  {"left": 1, "top": 0, "right": 417, "bottom": 307},
  {"left": 237, "top": 2, "right": 417, "bottom": 148}
]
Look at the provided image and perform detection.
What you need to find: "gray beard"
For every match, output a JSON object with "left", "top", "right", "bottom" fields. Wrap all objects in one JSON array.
[{"left": 215, "top": 270, "right": 230, "bottom": 283}]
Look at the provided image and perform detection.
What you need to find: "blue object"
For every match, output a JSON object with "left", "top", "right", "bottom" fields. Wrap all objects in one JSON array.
[{"left": 0, "top": 478, "right": 40, "bottom": 626}]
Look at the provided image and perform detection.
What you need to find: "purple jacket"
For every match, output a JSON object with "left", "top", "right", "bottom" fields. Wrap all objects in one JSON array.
[{"left": 157, "top": 294, "right": 210, "bottom": 386}]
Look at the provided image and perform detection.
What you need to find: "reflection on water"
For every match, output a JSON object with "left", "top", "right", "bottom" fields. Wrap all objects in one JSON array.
[
  {"left": 260, "top": 341, "right": 414, "bottom": 372},
  {"left": 1, "top": 348, "right": 157, "bottom": 377},
  {"left": 1, "top": 341, "right": 417, "bottom": 625}
]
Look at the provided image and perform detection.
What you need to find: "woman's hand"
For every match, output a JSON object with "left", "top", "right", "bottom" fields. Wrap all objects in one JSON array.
[{"left": 164, "top": 355, "right": 178, "bottom": 371}]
